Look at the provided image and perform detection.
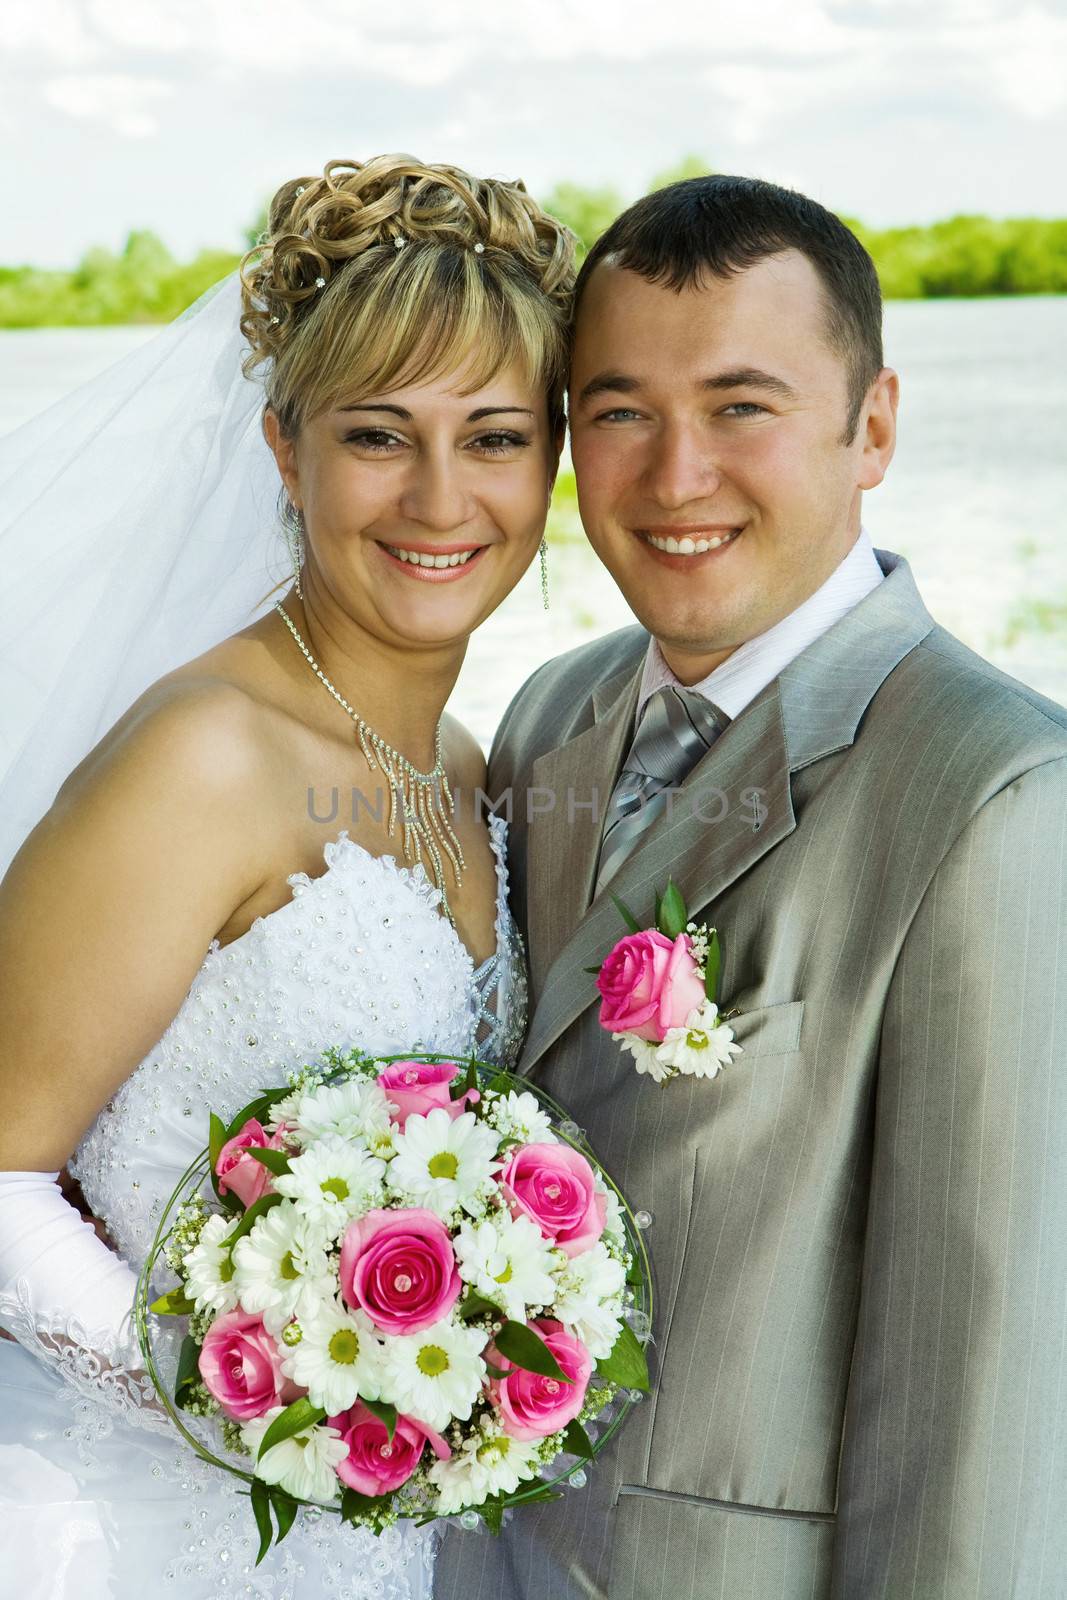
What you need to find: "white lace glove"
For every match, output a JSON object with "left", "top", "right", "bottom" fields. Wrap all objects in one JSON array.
[{"left": 0, "top": 1169, "right": 141, "bottom": 1365}]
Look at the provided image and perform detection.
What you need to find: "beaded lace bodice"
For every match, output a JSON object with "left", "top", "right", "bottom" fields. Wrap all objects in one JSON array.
[{"left": 70, "top": 814, "right": 526, "bottom": 1267}]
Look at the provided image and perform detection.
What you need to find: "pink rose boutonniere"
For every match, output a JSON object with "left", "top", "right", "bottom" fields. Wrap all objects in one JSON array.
[{"left": 594, "top": 880, "right": 742, "bottom": 1084}]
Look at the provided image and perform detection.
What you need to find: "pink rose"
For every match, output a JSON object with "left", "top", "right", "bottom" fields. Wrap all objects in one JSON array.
[
  {"left": 198, "top": 1309, "right": 300, "bottom": 1421},
  {"left": 340, "top": 1208, "right": 461, "bottom": 1335},
  {"left": 501, "top": 1143, "right": 607, "bottom": 1259},
  {"left": 596, "top": 929, "right": 706, "bottom": 1042},
  {"left": 214, "top": 1118, "right": 287, "bottom": 1210},
  {"left": 328, "top": 1401, "right": 451, "bottom": 1496},
  {"left": 377, "top": 1060, "right": 478, "bottom": 1130},
  {"left": 491, "top": 1319, "right": 592, "bottom": 1441}
]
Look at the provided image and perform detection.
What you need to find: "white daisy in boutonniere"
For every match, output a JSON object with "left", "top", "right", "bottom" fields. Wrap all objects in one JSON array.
[
  {"left": 592, "top": 879, "right": 742, "bottom": 1086},
  {"left": 386, "top": 1107, "right": 501, "bottom": 1220}
]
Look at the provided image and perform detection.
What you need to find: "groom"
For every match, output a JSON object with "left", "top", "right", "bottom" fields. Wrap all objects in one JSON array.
[{"left": 435, "top": 177, "right": 1067, "bottom": 1598}]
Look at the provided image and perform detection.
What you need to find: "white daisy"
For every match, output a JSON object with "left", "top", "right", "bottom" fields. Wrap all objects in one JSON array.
[
  {"left": 291, "top": 1077, "right": 395, "bottom": 1155},
  {"left": 183, "top": 1213, "right": 240, "bottom": 1315},
  {"left": 281, "top": 1299, "right": 385, "bottom": 1414},
  {"left": 552, "top": 1241, "right": 627, "bottom": 1359},
  {"left": 485, "top": 1090, "right": 556, "bottom": 1147},
  {"left": 655, "top": 1000, "right": 743, "bottom": 1080},
  {"left": 232, "top": 1200, "right": 334, "bottom": 1334},
  {"left": 273, "top": 1136, "right": 386, "bottom": 1239},
  {"left": 598, "top": 1183, "right": 627, "bottom": 1252},
  {"left": 453, "top": 1212, "right": 558, "bottom": 1323},
  {"left": 387, "top": 1108, "right": 500, "bottom": 1221},
  {"left": 428, "top": 1416, "right": 542, "bottom": 1512},
  {"left": 241, "top": 1407, "right": 348, "bottom": 1504},
  {"left": 378, "top": 1317, "right": 487, "bottom": 1432},
  {"left": 613, "top": 1031, "right": 672, "bottom": 1082}
]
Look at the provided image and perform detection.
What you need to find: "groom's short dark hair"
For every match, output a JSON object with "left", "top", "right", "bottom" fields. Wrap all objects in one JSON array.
[{"left": 573, "top": 174, "right": 883, "bottom": 443}]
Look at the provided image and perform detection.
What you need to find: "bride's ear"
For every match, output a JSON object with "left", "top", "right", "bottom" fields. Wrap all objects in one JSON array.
[{"left": 263, "top": 408, "right": 302, "bottom": 509}]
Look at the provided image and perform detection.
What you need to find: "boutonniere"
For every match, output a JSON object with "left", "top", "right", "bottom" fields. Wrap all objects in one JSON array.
[{"left": 591, "top": 881, "right": 742, "bottom": 1084}]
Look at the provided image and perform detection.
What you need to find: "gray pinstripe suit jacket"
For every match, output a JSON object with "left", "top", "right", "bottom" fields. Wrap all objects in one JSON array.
[{"left": 434, "top": 549, "right": 1067, "bottom": 1599}]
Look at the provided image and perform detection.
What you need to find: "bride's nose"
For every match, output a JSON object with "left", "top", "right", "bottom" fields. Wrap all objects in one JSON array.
[{"left": 398, "top": 453, "right": 477, "bottom": 533}]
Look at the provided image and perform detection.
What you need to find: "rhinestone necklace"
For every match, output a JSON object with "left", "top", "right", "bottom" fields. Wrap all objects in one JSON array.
[{"left": 274, "top": 601, "right": 465, "bottom": 920}]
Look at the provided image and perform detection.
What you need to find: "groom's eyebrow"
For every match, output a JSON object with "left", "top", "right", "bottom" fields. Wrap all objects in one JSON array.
[
  {"left": 338, "top": 403, "right": 534, "bottom": 421},
  {"left": 576, "top": 368, "right": 800, "bottom": 405}
]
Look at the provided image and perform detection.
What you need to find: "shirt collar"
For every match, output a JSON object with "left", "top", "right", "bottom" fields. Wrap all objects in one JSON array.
[{"left": 637, "top": 525, "right": 885, "bottom": 724}]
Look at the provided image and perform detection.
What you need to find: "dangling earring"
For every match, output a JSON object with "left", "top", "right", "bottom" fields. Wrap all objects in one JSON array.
[
  {"left": 539, "top": 536, "right": 550, "bottom": 611},
  {"left": 282, "top": 499, "right": 305, "bottom": 599}
]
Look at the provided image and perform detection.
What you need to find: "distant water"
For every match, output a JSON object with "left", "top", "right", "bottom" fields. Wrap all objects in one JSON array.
[{"left": 2, "top": 297, "right": 1064, "bottom": 747}]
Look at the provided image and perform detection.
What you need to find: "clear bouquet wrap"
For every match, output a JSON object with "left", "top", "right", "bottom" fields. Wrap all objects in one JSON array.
[{"left": 136, "top": 1048, "right": 652, "bottom": 1561}]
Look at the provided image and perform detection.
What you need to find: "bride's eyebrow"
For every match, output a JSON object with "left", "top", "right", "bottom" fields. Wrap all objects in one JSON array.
[{"left": 337, "top": 404, "right": 534, "bottom": 421}]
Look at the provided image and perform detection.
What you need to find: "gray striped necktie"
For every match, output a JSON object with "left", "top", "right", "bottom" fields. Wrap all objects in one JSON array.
[{"left": 594, "top": 685, "right": 730, "bottom": 895}]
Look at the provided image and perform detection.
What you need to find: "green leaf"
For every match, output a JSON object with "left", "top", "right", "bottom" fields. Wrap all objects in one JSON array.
[
  {"left": 480, "top": 1497, "right": 505, "bottom": 1535},
  {"left": 251, "top": 1477, "right": 274, "bottom": 1565},
  {"left": 509, "top": 1485, "right": 564, "bottom": 1508},
  {"left": 341, "top": 1486, "right": 393, "bottom": 1525},
  {"left": 562, "top": 1418, "right": 595, "bottom": 1461},
  {"left": 149, "top": 1287, "right": 196, "bottom": 1316},
  {"left": 657, "top": 878, "right": 688, "bottom": 940},
  {"left": 173, "top": 1333, "right": 202, "bottom": 1409},
  {"left": 269, "top": 1487, "right": 300, "bottom": 1545},
  {"left": 247, "top": 1146, "right": 291, "bottom": 1177},
  {"left": 208, "top": 1112, "right": 228, "bottom": 1173},
  {"left": 583, "top": 965, "right": 602, "bottom": 976},
  {"left": 225, "top": 1091, "right": 287, "bottom": 1141},
  {"left": 485, "top": 1072, "right": 515, "bottom": 1097},
  {"left": 494, "top": 1320, "right": 571, "bottom": 1383},
  {"left": 596, "top": 1319, "right": 651, "bottom": 1392},
  {"left": 257, "top": 1397, "right": 326, "bottom": 1460},
  {"left": 704, "top": 928, "right": 721, "bottom": 1004},
  {"left": 458, "top": 1289, "right": 503, "bottom": 1322},
  {"left": 610, "top": 893, "right": 642, "bottom": 934},
  {"left": 224, "top": 1191, "right": 283, "bottom": 1252},
  {"left": 361, "top": 1397, "right": 397, "bottom": 1443}
]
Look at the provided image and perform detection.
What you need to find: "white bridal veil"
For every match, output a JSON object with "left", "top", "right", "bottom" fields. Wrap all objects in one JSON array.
[{"left": 0, "top": 273, "right": 288, "bottom": 878}]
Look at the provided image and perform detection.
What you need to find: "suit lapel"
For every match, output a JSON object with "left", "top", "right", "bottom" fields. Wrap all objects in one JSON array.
[
  {"left": 521, "top": 682, "right": 794, "bottom": 1070},
  {"left": 518, "top": 548, "right": 937, "bottom": 1075},
  {"left": 524, "top": 664, "right": 641, "bottom": 995}
]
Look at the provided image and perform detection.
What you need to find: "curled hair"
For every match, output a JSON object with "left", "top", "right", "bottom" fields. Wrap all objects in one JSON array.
[{"left": 240, "top": 155, "right": 576, "bottom": 437}]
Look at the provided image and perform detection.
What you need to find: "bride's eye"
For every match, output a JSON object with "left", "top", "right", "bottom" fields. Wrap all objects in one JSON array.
[
  {"left": 469, "top": 430, "right": 531, "bottom": 457},
  {"left": 344, "top": 428, "right": 404, "bottom": 452}
]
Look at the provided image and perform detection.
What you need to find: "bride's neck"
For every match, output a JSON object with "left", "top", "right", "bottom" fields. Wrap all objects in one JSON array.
[{"left": 275, "top": 592, "right": 465, "bottom": 771}]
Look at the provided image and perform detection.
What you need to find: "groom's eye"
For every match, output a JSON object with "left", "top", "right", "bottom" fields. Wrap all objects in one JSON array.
[
  {"left": 595, "top": 408, "right": 642, "bottom": 423},
  {"left": 721, "top": 402, "right": 769, "bottom": 418}
]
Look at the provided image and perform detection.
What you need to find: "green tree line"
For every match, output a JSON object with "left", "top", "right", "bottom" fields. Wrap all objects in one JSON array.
[{"left": 2, "top": 157, "right": 1064, "bottom": 328}]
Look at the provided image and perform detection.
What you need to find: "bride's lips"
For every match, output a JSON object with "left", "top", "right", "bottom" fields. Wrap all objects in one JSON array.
[{"left": 375, "top": 538, "right": 490, "bottom": 583}]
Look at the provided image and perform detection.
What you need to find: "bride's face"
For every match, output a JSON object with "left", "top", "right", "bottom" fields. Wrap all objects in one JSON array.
[{"left": 267, "top": 359, "right": 559, "bottom": 651}]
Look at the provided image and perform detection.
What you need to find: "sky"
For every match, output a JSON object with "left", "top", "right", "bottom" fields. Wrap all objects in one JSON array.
[{"left": 4, "top": 0, "right": 1067, "bottom": 268}]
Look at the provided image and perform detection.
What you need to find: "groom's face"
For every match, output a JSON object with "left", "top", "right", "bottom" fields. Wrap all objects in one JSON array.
[{"left": 569, "top": 251, "right": 895, "bottom": 680}]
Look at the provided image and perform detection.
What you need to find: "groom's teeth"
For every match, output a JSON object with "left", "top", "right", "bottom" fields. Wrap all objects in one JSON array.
[
  {"left": 644, "top": 530, "right": 738, "bottom": 555},
  {"left": 385, "top": 545, "right": 478, "bottom": 567}
]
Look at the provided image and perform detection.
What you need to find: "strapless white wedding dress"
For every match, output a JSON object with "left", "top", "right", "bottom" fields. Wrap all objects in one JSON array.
[{"left": 0, "top": 818, "right": 527, "bottom": 1600}]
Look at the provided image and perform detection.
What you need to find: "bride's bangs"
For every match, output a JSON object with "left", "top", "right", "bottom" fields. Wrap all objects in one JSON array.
[{"left": 307, "top": 244, "right": 565, "bottom": 423}]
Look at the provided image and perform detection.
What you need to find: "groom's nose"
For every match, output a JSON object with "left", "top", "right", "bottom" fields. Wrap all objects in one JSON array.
[{"left": 641, "top": 422, "right": 723, "bottom": 511}]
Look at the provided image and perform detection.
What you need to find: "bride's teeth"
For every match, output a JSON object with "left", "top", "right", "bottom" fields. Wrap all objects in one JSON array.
[
  {"left": 694, "top": 538, "right": 709, "bottom": 553},
  {"left": 385, "top": 543, "right": 479, "bottom": 567},
  {"left": 664, "top": 536, "right": 680, "bottom": 554},
  {"left": 677, "top": 536, "right": 695, "bottom": 555},
  {"left": 707, "top": 535, "right": 722, "bottom": 550}
]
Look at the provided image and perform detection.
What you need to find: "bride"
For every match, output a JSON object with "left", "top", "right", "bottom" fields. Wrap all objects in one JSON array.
[{"left": 0, "top": 155, "right": 574, "bottom": 1597}]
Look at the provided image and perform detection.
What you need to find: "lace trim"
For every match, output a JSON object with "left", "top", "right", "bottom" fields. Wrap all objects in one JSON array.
[{"left": 0, "top": 1275, "right": 174, "bottom": 1460}]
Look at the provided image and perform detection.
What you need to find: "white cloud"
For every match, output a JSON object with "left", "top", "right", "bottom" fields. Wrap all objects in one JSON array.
[{"left": 44, "top": 72, "right": 172, "bottom": 138}]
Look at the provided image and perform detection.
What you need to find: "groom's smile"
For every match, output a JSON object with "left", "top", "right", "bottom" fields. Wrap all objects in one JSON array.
[{"left": 569, "top": 251, "right": 897, "bottom": 685}]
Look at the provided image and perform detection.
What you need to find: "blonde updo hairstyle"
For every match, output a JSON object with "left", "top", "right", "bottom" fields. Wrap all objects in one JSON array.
[{"left": 240, "top": 155, "right": 577, "bottom": 458}]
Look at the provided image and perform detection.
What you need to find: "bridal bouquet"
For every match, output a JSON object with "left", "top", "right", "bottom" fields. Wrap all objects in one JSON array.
[{"left": 136, "top": 1050, "right": 651, "bottom": 1561}]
